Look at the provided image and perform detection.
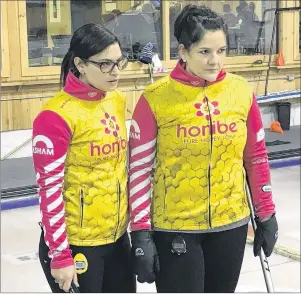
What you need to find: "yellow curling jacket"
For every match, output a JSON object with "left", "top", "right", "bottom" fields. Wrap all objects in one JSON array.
[
  {"left": 32, "top": 72, "right": 128, "bottom": 251},
  {"left": 128, "top": 61, "right": 271, "bottom": 233}
]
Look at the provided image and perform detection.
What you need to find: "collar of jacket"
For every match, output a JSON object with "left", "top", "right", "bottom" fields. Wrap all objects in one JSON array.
[
  {"left": 170, "top": 60, "right": 226, "bottom": 87},
  {"left": 64, "top": 71, "right": 107, "bottom": 101}
]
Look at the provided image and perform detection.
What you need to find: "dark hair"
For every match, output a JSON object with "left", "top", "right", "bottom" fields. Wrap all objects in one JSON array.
[
  {"left": 239, "top": 0, "right": 248, "bottom": 9},
  {"left": 249, "top": 2, "right": 256, "bottom": 11},
  {"left": 236, "top": 6, "right": 242, "bottom": 13},
  {"left": 223, "top": 4, "right": 231, "bottom": 13},
  {"left": 111, "top": 9, "right": 121, "bottom": 16},
  {"left": 174, "top": 5, "right": 228, "bottom": 50},
  {"left": 60, "top": 23, "right": 120, "bottom": 86}
]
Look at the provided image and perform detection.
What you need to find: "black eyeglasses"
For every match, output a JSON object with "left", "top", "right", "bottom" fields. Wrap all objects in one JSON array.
[{"left": 81, "top": 56, "right": 128, "bottom": 73}]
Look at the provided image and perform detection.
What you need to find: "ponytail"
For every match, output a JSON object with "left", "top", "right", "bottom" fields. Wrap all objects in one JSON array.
[
  {"left": 59, "top": 23, "right": 121, "bottom": 87},
  {"left": 174, "top": 5, "right": 228, "bottom": 49},
  {"left": 60, "top": 50, "right": 76, "bottom": 88}
]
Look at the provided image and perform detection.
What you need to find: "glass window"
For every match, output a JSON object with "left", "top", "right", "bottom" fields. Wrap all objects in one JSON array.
[
  {"left": 103, "top": 1, "right": 163, "bottom": 61},
  {"left": 170, "top": 0, "right": 278, "bottom": 59},
  {"left": 25, "top": 0, "right": 162, "bottom": 67}
]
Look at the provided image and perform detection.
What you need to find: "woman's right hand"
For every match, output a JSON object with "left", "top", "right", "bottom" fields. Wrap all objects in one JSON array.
[
  {"left": 51, "top": 264, "right": 79, "bottom": 292},
  {"left": 130, "top": 230, "right": 160, "bottom": 283}
]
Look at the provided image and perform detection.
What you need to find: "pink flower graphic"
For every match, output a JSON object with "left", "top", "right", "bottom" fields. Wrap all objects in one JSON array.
[
  {"left": 194, "top": 98, "right": 220, "bottom": 120},
  {"left": 101, "top": 113, "right": 119, "bottom": 137}
]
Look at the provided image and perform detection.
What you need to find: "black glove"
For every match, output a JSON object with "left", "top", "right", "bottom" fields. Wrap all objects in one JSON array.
[
  {"left": 130, "top": 230, "right": 160, "bottom": 283},
  {"left": 253, "top": 214, "right": 278, "bottom": 257}
]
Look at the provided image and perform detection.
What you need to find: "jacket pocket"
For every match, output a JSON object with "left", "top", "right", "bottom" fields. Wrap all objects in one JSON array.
[
  {"left": 153, "top": 172, "right": 167, "bottom": 223},
  {"left": 117, "top": 179, "right": 121, "bottom": 212},
  {"left": 114, "top": 179, "right": 121, "bottom": 239},
  {"left": 242, "top": 171, "right": 248, "bottom": 208},
  {"left": 157, "top": 174, "right": 168, "bottom": 218},
  {"left": 79, "top": 188, "right": 84, "bottom": 227},
  {"left": 161, "top": 176, "right": 167, "bottom": 212}
]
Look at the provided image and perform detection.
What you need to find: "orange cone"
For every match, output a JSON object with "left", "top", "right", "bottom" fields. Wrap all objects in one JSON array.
[
  {"left": 270, "top": 121, "right": 283, "bottom": 133},
  {"left": 274, "top": 49, "right": 285, "bottom": 66}
]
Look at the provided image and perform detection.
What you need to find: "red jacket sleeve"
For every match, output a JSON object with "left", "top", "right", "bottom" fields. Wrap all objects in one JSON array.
[
  {"left": 128, "top": 96, "right": 158, "bottom": 231},
  {"left": 32, "top": 110, "right": 74, "bottom": 269},
  {"left": 243, "top": 95, "right": 276, "bottom": 219}
]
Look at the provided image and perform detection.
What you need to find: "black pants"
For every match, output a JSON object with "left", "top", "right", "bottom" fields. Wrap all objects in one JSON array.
[
  {"left": 153, "top": 224, "right": 248, "bottom": 293},
  {"left": 39, "top": 231, "right": 136, "bottom": 293}
]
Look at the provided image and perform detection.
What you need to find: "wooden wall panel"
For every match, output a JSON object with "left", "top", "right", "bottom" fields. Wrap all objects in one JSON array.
[
  {"left": 1, "top": 70, "right": 300, "bottom": 132},
  {"left": 249, "top": 78, "right": 298, "bottom": 96},
  {"left": 296, "top": 77, "right": 301, "bottom": 90},
  {"left": 1, "top": 97, "right": 51, "bottom": 131}
]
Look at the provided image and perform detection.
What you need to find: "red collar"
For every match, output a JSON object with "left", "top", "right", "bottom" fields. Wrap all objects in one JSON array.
[
  {"left": 170, "top": 61, "right": 226, "bottom": 87},
  {"left": 64, "top": 71, "right": 106, "bottom": 101}
]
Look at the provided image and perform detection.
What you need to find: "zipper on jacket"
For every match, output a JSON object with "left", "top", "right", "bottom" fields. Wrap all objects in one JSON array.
[
  {"left": 203, "top": 83, "right": 213, "bottom": 229},
  {"left": 80, "top": 188, "right": 84, "bottom": 227},
  {"left": 162, "top": 175, "right": 167, "bottom": 221},
  {"left": 114, "top": 179, "right": 121, "bottom": 241},
  {"left": 242, "top": 171, "right": 248, "bottom": 207}
]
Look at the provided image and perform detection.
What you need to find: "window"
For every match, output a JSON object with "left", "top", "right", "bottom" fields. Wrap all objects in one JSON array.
[
  {"left": 25, "top": 0, "right": 162, "bottom": 67},
  {"left": 104, "top": 1, "right": 163, "bottom": 61},
  {"left": 26, "top": 0, "right": 102, "bottom": 67},
  {"left": 169, "top": 0, "right": 278, "bottom": 59}
]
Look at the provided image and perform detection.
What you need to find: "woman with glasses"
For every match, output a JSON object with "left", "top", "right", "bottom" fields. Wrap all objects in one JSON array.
[
  {"left": 128, "top": 5, "right": 278, "bottom": 293},
  {"left": 32, "top": 23, "right": 135, "bottom": 293}
]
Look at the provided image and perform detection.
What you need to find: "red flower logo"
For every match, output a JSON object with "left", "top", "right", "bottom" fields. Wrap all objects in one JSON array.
[
  {"left": 101, "top": 113, "right": 119, "bottom": 137},
  {"left": 194, "top": 98, "right": 220, "bottom": 120}
]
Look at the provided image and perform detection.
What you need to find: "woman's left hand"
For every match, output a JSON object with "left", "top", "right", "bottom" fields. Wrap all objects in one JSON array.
[{"left": 253, "top": 214, "right": 278, "bottom": 257}]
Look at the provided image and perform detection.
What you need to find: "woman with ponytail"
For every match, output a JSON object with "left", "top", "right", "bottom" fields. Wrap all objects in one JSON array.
[
  {"left": 32, "top": 23, "right": 135, "bottom": 293},
  {"left": 128, "top": 5, "right": 278, "bottom": 293}
]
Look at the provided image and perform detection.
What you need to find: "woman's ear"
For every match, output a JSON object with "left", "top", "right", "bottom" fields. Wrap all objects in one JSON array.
[
  {"left": 74, "top": 57, "right": 85, "bottom": 74},
  {"left": 178, "top": 44, "right": 187, "bottom": 62}
]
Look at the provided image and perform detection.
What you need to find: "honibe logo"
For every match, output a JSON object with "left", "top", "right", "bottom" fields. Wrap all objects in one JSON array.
[
  {"left": 101, "top": 113, "right": 119, "bottom": 137},
  {"left": 194, "top": 98, "right": 220, "bottom": 120},
  {"left": 129, "top": 119, "right": 141, "bottom": 140},
  {"left": 176, "top": 100, "right": 237, "bottom": 138},
  {"left": 32, "top": 135, "right": 54, "bottom": 156}
]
